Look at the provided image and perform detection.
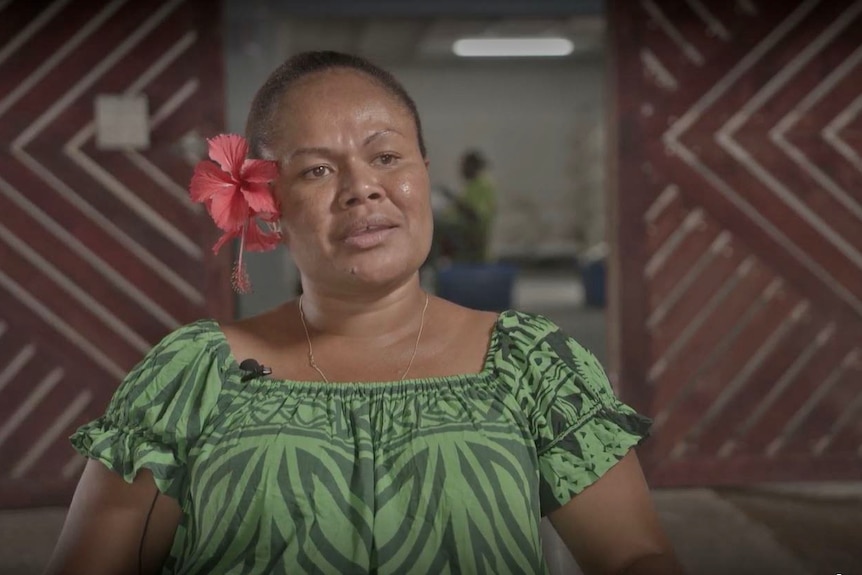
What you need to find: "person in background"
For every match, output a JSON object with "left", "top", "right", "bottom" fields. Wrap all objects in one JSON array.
[
  {"left": 429, "top": 149, "right": 496, "bottom": 265},
  {"left": 44, "top": 50, "right": 684, "bottom": 575},
  {"left": 458, "top": 149, "right": 496, "bottom": 262}
]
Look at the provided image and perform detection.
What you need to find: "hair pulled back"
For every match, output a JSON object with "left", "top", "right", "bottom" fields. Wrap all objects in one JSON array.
[{"left": 245, "top": 50, "right": 426, "bottom": 159}]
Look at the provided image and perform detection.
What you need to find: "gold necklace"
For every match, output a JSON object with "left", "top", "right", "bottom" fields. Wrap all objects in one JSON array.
[{"left": 297, "top": 293, "right": 430, "bottom": 383}]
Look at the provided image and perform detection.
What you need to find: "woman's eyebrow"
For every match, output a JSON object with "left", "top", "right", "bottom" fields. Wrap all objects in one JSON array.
[
  {"left": 286, "top": 129, "right": 403, "bottom": 161},
  {"left": 287, "top": 146, "right": 331, "bottom": 161},
  {"left": 364, "top": 129, "right": 402, "bottom": 145}
]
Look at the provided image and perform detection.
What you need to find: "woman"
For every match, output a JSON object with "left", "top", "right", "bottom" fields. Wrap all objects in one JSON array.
[{"left": 46, "top": 51, "right": 682, "bottom": 575}]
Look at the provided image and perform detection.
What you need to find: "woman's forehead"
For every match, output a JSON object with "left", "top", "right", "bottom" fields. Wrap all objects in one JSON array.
[
  {"left": 273, "top": 70, "right": 414, "bottom": 141},
  {"left": 280, "top": 69, "right": 402, "bottom": 114}
]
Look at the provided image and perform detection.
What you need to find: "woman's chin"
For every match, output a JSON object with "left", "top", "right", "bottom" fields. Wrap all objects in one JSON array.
[{"left": 336, "top": 252, "right": 423, "bottom": 287}]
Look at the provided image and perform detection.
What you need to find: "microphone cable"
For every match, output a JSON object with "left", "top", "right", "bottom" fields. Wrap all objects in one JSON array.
[{"left": 138, "top": 485, "right": 160, "bottom": 575}]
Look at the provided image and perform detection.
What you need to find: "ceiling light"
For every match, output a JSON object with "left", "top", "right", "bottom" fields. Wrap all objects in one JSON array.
[{"left": 452, "top": 37, "right": 574, "bottom": 58}]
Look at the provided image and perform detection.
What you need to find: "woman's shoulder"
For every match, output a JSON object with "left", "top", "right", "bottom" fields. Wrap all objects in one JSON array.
[
  {"left": 217, "top": 305, "right": 287, "bottom": 337},
  {"left": 432, "top": 298, "right": 500, "bottom": 344},
  {"left": 215, "top": 304, "right": 296, "bottom": 364},
  {"left": 90, "top": 318, "right": 234, "bottom": 438},
  {"left": 438, "top": 299, "right": 500, "bottom": 327},
  {"left": 427, "top": 302, "right": 560, "bottom": 359},
  {"left": 126, "top": 318, "right": 227, "bottom": 379},
  {"left": 491, "top": 309, "right": 604, "bottom": 382},
  {"left": 494, "top": 309, "right": 561, "bottom": 343},
  {"left": 158, "top": 317, "right": 223, "bottom": 345}
]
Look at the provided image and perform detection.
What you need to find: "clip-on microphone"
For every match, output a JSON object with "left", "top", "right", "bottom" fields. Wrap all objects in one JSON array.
[{"left": 239, "top": 358, "right": 272, "bottom": 382}]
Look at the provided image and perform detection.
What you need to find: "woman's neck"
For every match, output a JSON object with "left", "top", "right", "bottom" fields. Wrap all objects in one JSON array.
[{"left": 296, "top": 276, "right": 427, "bottom": 340}]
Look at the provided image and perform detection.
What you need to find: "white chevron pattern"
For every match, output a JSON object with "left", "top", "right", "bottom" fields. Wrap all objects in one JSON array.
[
  {"left": 623, "top": 0, "right": 862, "bottom": 484},
  {"left": 0, "top": 0, "right": 227, "bottom": 504}
]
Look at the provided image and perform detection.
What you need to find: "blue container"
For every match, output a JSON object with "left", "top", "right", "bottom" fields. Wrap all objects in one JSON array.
[
  {"left": 581, "top": 257, "right": 606, "bottom": 308},
  {"left": 436, "top": 263, "right": 518, "bottom": 311}
]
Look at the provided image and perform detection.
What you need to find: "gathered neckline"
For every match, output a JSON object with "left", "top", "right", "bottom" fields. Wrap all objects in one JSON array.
[{"left": 205, "top": 310, "right": 517, "bottom": 393}]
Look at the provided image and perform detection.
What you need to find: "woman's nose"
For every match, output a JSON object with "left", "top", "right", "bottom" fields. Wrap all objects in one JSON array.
[{"left": 337, "top": 163, "right": 385, "bottom": 208}]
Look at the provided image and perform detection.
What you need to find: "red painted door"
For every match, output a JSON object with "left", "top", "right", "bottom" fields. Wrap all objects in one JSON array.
[
  {"left": 609, "top": 0, "right": 862, "bottom": 485},
  {"left": 0, "top": 0, "right": 231, "bottom": 507}
]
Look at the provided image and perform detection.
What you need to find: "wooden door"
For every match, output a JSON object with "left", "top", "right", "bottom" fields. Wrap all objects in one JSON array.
[
  {"left": 0, "top": 0, "right": 231, "bottom": 507},
  {"left": 609, "top": 0, "right": 862, "bottom": 485}
]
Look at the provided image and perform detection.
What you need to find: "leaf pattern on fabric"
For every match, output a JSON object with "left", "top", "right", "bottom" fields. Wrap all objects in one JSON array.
[{"left": 71, "top": 311, "right": 650, "bottom": 574}]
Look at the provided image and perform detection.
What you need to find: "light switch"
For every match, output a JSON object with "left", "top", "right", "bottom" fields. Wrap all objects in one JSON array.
[{"left": 94, "top": 94, "right": 150, "bottom": 150}]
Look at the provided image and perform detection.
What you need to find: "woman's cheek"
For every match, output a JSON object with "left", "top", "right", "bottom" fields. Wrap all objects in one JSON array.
[
  {"left": 398, "top": 180, "right": 413, "bottom": 198},
  {"left": 393, "top": 169, "right": 429, "bottom": 202}
]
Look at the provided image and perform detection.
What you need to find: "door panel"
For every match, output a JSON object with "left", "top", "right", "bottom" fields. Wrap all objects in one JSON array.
[
  {"left": 0, "top": 0, "right": 231, "bottom": 507},
  {"left": 610, "top": 0, "right": 862, "bottom": 485}
]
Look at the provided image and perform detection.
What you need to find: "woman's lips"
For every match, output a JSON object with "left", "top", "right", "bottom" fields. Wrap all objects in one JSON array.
[{"left": 342, "top": 225, "right": 397, "bottom": 249}]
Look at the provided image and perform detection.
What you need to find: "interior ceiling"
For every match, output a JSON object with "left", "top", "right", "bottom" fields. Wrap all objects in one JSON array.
[
  {"left": 269, "top": 0, "right": 604, "bottom": 18},
  {"left": 280, "top": 15, "right": 606, "bottom": 63}
]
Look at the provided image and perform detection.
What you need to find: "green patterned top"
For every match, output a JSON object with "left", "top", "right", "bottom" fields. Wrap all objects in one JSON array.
[{"left": 71, "top": 310, "right": 650, "bottom": 575}]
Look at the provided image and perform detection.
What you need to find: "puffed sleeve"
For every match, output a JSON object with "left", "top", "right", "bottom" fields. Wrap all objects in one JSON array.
[
  {"left": 70, "top": 320, "right": 226, "bottom": 501},
  {"left": 495, "top": 311, "right": 652, "bottom": 516}
]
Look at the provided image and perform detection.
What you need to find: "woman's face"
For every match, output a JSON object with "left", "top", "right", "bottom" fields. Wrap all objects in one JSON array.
[{"left": 271, "top": 69, "right": 432, "bottom": 290}]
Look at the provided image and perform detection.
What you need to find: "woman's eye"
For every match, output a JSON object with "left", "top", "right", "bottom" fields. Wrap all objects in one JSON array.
[
  {"left": 304, "top": 165, "right": 330, "bottom": 178},
  {"left": 376, "top": 153, "right": 398, "bottom": 166}
]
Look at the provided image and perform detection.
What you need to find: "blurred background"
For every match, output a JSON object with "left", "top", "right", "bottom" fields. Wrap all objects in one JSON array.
[{"left": 0, "top": 0, "right": 860, "bottom": 573}]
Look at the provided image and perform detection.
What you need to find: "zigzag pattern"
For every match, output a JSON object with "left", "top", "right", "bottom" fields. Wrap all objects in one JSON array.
[
  {"left": 0, "top": 0, "right": 226, "bottom": 506},
  {"left": 620, "top": 0, "right": 862, "bottom": 484}
]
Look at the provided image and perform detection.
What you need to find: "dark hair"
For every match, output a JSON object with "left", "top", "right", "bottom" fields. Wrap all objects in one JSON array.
[
  {"left": 245, "top": 50, "right": 426, "bottom": 159},
  {"left": 460, "top": 149, "right": 487, "bottom": 180}
]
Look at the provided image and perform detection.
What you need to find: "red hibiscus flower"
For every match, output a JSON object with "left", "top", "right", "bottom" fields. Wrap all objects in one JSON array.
[{"left": 189, "top": 134, "right": 282, "bottom": 292}]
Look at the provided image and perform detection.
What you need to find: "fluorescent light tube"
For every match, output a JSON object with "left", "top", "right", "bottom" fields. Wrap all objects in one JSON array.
[{"left": 452, "top": 37, "right": 574, "bottom": 57}]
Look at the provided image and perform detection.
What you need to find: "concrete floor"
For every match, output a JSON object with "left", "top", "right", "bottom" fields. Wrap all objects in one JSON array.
[{"left": 3, "top": 266, "right": 860, "bottom": 574}]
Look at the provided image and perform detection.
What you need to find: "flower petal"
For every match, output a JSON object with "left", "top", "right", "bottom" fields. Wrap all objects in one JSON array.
[
  {"left": 212, "top": 229, "right": 240, "bottom": 254},
  {"left": 245, "top": 220, "right": 282, "bottom": 252},
  {"left": 208, "top": 134, "right": 248, "bottom": 179},
  {"left": 209, "top": 189, "right": 249, "bottom": 231},
  {"left": 189, "top": 161, "right": 234, "bottom": 203},
  {"left": 241, "top": 181, "right": 279, "bottom": 215},
  {"left": 241, "top": 158, "right": 278, "bottom": 183},
  {"left": 257, "top": 209, "right": 280, "bottom": 223}
]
